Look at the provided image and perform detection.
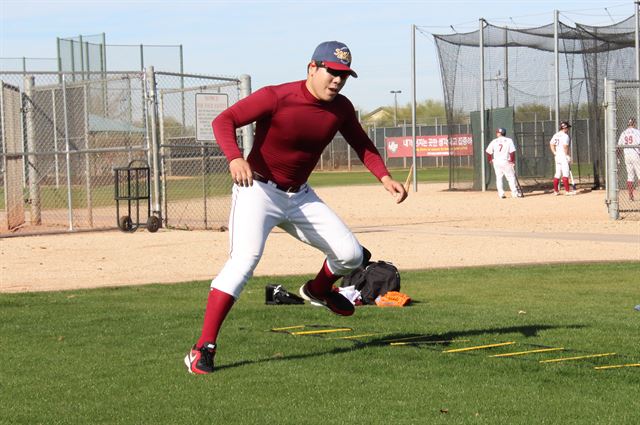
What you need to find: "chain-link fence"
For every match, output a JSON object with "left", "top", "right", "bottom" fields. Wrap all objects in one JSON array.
[
  {"left": 605, "top": 80, "right": 640, "bottom": 220},
  {"left": 1, "top": 71, "right": 149, "bottom": 234},
  {"left": 311, "top": 123, "right": 473, "bottom": 173},
  {"left": 0, "top": 57, "right": 59, "bottom": 72},
  {"left": 0, "top": 70, "right": 248, "bottom": 235},
  {"left": 154, "top": 71, "right": 244, "bottom": 230},
  {"left": 318, "top": 119, "right": 595, "bottom": 192}
]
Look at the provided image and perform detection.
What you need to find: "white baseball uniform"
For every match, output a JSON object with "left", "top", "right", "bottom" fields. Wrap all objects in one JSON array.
[
  {"left": 486, "top": 136, "right": 518, "bottom": 198},
  {"left": 550, "top": 130, "right": 571, "bottom": 179},
  {"left": 617, "top": 127, "right": 640, "bottom": 182}
]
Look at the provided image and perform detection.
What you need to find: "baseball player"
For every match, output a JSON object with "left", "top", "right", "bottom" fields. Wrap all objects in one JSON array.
[
  {"left": 485, "top": 128, "right": 521, "bottom": 198},
  {"left": 184, "top": 41, "right": 408, "bottom": 374},
  {"left": 549, "top": 121, "right": 576, "bottom": 196},
  {"left": 617, "top": 117, "right": 640, "bottom": 201}
]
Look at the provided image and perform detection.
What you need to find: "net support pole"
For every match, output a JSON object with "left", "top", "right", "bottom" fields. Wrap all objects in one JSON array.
[
  {"left": 145, "top": 66, "right": 162, "bottom": 220},
  {"left": 635, "top": 0, "right": 640, "bottom": 120},
  {"left": 604, "top": 79, "right": 618, "bottom": 220},
  {"left": 101, "top": 33, "right": 108, "bottom": 117},
  {"left": 504, "top": 26, "right": 509, "bottom": 108},
  {"left": 554, "top": 10, "right": 560, "bottom": 130},
  {"left": 636, "top": 1, "right": 639, "bottom": 80},
  {"left": 480, "top": 18, "right": 486, "bottom": 191},
  {"left": 24, "top": 75, "right": 41, "bottom": 225},
  {"left": 239, "top": 74, "right": 254, "bottom": 157},
  {"left": 411, "top": 24, "right": 417, "bottom": 192}
]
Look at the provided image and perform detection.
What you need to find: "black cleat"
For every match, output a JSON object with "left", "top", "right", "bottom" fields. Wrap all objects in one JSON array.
[
  {"left": 299, "top": 281, "right": 355, "bottom": 316},
  {"left": 184, "top": 342, "right": 216, "bottom": 374}
]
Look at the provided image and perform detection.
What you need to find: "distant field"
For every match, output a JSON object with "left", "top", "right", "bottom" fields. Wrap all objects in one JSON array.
[
  {"left": 2, "top": 262, "right": 638, "bottom": 424},
  {"left": 0, "top": 167, "right": 470, "bottom": 210}
]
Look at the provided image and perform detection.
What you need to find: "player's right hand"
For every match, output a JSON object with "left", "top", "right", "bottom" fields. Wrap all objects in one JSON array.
[
  {"left": 229, "top": 158, "right": 253, "bottom": 187},
  {"left": 381, "top": 176, "right": 408, "bottom": 204}
]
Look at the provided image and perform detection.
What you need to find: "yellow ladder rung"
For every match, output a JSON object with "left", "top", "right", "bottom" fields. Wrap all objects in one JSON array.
[
  {"left": 443, "top": 341, "right": 516, "bottom": 353},
  {"left": 594, "top": 363, "right": 640, "bottom": 370},
  {"left": 332, "top": 333, "right": 380, "bottom": 340},
  {"left": 271, "top": 325, "right": 305, "bottom": 332},
  {"left": 391, "top": 339, "right": 469, "bottom": 346},
  {"left": 540, "top": 353, "right": 616, "bottom": 363},
  {"left": 490, "top": 347, "right": 564, "bottom": 358},
  {"left": 291, "top": 328, "right": 352, "bottom": 336}
]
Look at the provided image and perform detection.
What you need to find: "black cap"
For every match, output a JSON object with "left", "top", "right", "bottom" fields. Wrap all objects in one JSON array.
[{"left": 560, "top": 121, "right": 571, "bottom": 129}]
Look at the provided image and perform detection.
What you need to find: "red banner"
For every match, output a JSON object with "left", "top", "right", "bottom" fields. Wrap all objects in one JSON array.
[{"left": 385, "top": 134, "right": 473, "bottom": 157}]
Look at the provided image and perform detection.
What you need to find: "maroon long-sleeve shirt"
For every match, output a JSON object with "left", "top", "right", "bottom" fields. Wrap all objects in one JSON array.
[{"left": 212, "top": 80, "right": 390, "bottom": 188}]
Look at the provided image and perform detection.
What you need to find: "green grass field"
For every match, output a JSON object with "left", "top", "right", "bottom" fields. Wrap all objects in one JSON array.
[
  {"left": 1, "top": 167, "right": 457, "bottom": 210},
  {"left": 1, "top": 262, "right": 638, "bottom": 425}
]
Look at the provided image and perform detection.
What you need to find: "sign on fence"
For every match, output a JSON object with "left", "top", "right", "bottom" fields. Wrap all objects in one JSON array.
[
  {"left": 385, "top": 134, "right": 473, "bottom": 157},
  {"left": 195, "top": 93, "right": 228, "bottom": 142}
]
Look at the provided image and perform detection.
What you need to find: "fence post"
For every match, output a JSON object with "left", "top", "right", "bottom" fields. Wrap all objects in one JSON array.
[
  {"left": 402, "top": 123, "right": 407, "bottom": 169},
  {"left": 158, "top": 92, "right": 169, "bottom": 227},
  {"left": 61, "top": 75, "right": 74, "bottom": 230},
  {"left": 51, "top": 87, "right": 61, "bottom": 188},
  {"left": 604, "top": 79, "right": 618, "bottom": 220},
  {"left": 24, "top": 75, "right": 41, "bottom": 225},
  {"left": 586, "top": 117, "right": 591, "bottom": 164},
  {"left": 239, "top": 74, "right": 254, "bottom": 157},
  {"left": 83, "top": 84, "right": 93, "bottom": 227},
  {"left": 145, "top": 66, "right": 163, "bottom": 220}
]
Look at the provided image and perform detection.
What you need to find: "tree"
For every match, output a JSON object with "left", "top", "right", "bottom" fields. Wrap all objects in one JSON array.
[{"left": 360, "top": 99, "right": 465, "bottom": 127}]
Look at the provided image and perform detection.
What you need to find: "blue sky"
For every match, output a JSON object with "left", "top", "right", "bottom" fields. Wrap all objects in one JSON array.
[{"left": 0, "top": 0, "right": 635, "bottom": 112}]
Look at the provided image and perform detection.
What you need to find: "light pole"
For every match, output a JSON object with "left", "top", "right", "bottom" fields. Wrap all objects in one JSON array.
[{"left": 390, "top": 90, "right": 401, "bottom": 127}]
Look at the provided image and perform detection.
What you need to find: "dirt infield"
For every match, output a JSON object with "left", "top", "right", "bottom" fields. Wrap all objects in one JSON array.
[{"left": 1, "top": 183, "right": 638, "bottom": 293}]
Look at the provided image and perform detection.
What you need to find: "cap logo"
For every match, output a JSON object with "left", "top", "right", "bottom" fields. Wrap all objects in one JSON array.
[{"left": 334, "top": 48, "right": 351, "bottom": 64}]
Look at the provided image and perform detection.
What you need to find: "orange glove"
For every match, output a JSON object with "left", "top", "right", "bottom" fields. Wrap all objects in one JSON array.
[{"left": 375, "top": 291, "right": 412, "bottom": 307}]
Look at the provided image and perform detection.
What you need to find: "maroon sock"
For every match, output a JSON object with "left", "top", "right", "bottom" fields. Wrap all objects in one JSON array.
[
  {"left": 562, "top": 177, "right": 570, "bottom": 192},
  {"left": 627, "top": 181, "right": 634, "bottom": 197},
  {"left": 196, "top": 288, "right": 235, "bottom": 348},
  {"left": 553, "top": 178, "right": 559, "bottom": 192},
  {"left": 307, "top": 260, "right": 341, "bottom": 294}
]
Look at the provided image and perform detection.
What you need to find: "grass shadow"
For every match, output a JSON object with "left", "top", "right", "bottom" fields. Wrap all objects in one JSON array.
[{"left": 214, "top": 323, "right": 586, "bottom": 372}]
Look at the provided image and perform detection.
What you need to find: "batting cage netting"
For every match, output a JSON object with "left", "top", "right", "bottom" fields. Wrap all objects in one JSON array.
[{"left": 430, "top": 14, "right": 636, "bottom": 191}]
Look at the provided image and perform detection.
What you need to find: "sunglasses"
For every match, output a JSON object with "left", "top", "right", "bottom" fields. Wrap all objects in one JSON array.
[{"left": 316, "top": 61, "right": 351, "bottom": 79}]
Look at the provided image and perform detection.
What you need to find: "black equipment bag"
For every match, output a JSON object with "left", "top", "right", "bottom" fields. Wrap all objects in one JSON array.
[{"left": 341, "top": 261, "right": 400, "bottom": 305}]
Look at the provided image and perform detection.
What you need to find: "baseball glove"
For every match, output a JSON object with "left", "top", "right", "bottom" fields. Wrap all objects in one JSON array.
[{"left": 375, "top": 291, "right": 412, "bottom": 307}]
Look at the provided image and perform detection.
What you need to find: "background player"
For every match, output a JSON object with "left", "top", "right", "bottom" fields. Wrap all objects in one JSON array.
[
  {"left": 485, "top": 128, "right": 520, "bottom": 198},
  {"left": 549, "top": 121, "right": 576, "bottom": 196},
  {"left": 617, "top": 117, "right": 640, "bottom": 201},
  {"left": 184, "top": 41, "right": 408, "bottom": 375}
]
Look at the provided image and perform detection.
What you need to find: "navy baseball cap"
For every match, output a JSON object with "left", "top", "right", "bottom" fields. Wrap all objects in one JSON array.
[
  {"left": 496, "top": 128, "right": 506, "bottom": 135},
  {"left": 560, "top": 121, "right": 571, "bottom": 129},
  {"left": 311, "top": 41, "right": 358, "bottom": 78}
]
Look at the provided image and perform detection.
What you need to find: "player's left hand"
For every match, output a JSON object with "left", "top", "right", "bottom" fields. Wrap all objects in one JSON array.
[{"left": 381, "top": 176, "right": 408, "bottom": 204}]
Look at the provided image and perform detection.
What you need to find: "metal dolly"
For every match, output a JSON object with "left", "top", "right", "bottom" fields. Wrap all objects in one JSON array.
[{"left": 114, "top": 160, "right": 161, "bottom": 232}]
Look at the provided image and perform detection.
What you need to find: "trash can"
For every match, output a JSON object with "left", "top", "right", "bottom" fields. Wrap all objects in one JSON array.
[{"left": 113, "top": 160, "right": 161, "bottom": 232}]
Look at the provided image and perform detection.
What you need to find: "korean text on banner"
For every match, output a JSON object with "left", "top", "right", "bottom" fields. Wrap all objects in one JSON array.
[{"left": 385, "top": 134, "right": 473, "bottom": 158}]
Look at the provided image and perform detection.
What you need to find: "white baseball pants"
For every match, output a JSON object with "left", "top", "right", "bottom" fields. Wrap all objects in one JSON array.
[
  {"left": 211, "top": 180, "right": 363, "bottom": 299},
  {"left": 492, "top": 161, "right": 518, "bottom": 198},
  {"left": 624, "top": 158, "right": 640, "bottom": 182},
  {"left": 554, "top": 157, "right": 571, "bottom": 179}
]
